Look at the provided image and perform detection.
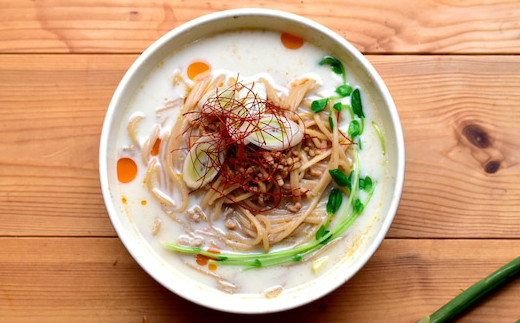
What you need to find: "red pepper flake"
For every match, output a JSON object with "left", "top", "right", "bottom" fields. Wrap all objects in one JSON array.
[
  {"left": 196, "top": 254, "right": 210, "bottom": 266},
  {"left": 150, "top": 138, "right": 161, "bottom": 156}
]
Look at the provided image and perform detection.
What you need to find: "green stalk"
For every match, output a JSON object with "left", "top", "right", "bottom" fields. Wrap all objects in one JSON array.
[
  {"left": 332, "top": 183, "right": 375, "bottom": 240},
  {"left": 344, "top": 104, "right": 354, "bottom": 119},
  {"left": 371, "top": 121, "right": 386, "bottom": 156},
  {"left": 419, "top": 256, "right": 520, "bottom": 323}
]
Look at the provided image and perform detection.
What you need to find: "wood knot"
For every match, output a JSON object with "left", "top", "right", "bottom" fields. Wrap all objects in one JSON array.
[
  {"left": 462, "top": 124, "right": 490, "bottom": 148},
  {"left": 485, "top": 160, "right": 500, "bottom": 174}
]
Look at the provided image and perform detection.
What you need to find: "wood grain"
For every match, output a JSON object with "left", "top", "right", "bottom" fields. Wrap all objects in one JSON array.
[
  {"left": 0, "top": 237, "right": 518, "bottom": 322},
  {"left": 1, "top": 1, "right": 519, "bottom": 321},
  {"left": 373, "top": 55, "right": 520, "bottom": 238},
  {"left": 1, "top": 54, "right": 519, "bottom": 238},
  {"left": 0, "top": 54, "right": 135, "bottom": 236},
  {"left": 0, "top": 0, "right": 519, "bottom": 54}
]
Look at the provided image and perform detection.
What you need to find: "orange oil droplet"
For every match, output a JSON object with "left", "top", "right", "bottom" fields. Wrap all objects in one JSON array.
[
  {"left": 117, "top": 157, "right": 138, "bottom": 183},
  {"left": 150, "top": 138, "right": 161, "bottom": 156},
  {"left": 187, "top": 61, "right": 211, "bottom": 80},
  {"left": 208, "top": 263, "right": 217, "bottom": 271},
  {"left": 281, "top": 32, "right": 304, "bottom": 50},
  {"left": 141, "top": 200, "right": 147, "bottom": 206},
  {"left": 208, "top": 247, "right": 221, "bottom": 254},
  {"left": 196, "top": 254, "right": 210, "bottom": 266},
  {"left": 121, "top": 197, "right": 127, "bottom": 204}
]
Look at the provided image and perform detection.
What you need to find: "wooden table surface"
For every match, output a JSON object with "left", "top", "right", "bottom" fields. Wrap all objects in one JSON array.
[{"left": 1, "top": 1, "right": 519, "bottom": 322}]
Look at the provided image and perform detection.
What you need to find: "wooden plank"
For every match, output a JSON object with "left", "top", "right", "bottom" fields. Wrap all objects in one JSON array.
[
  {"left": 0, "top": 54, "right": 519, "bottom": 238},
  {"left": 0, "top": 0, "right": 519, "bottom": 54},
  {"left": 0, "top": 54, "right": 136, "bottom": 236},
  {"left": 0, "top": 237, "right": 518, "bottom": 322},
  {"left": 371, "top": 55, "right": 520, "bottom": 238}
]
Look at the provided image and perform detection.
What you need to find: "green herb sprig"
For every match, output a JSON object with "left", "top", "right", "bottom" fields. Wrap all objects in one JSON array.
[
  {"left": 312, "top": 56, "right": 351, "bottom": 119},
  {"left": 319, "top": 56, "right": 346, "bottom": 83},
  {"left": 328, "top": 102, "right": 342, "bottom": 131},
  {"left": 313, "top": 56, "right": 366, "bottom": 148}
]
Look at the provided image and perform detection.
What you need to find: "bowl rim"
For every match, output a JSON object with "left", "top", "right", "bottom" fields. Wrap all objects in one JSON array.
[{"left": 99, "top": 7, "right": 405, "bottom": 313}]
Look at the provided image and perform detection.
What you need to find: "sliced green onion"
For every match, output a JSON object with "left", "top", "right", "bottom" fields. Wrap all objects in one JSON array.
[
  {"left": 182, "top": 136, "right": 223, "bottom": 189},
  {"left": 244, "top": 115, "right": 303, "bottom": 151}
]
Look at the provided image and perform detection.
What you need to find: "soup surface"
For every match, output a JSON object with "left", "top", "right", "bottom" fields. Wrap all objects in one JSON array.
[{"left": 115, "top": 30, "right": 388, "bottom": 296}]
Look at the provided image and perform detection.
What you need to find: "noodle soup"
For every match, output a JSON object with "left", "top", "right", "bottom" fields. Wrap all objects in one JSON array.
[{"left": 114, "top": 30, "right": 388, "bottom": 296}]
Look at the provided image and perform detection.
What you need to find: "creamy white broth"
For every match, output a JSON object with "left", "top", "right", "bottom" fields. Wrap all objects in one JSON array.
[{"left": 115, "top": 30, "right": 388, "bottom": 295}]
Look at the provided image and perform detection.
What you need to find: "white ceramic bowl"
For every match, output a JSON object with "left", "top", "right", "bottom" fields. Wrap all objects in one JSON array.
[{"left": 99, "top": 8, "right": 404, "bottom": 313}]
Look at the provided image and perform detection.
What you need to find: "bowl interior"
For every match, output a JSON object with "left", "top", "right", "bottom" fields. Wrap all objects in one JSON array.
[{"left": 99, "top": 8, "right": 404, "bottom": 313}]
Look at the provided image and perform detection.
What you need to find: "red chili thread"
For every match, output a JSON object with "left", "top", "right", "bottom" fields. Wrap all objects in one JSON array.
[{"left": 175, "top": 81, "right": 352, "bottom": 213}]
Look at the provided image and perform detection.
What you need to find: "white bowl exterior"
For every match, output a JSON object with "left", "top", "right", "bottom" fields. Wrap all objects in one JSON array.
[{"left": 99, "top": 8, "right": 405, "bottom": 313}]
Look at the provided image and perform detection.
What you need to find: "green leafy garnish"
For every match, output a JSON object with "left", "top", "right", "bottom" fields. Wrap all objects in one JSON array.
[
  {"left": 329, "top": 169, "right": 349, "bottom": 187},
  {"left": 292, "top": 255, "right": 303, "bottom": 262},
  {"left": 315, "top": 225, "right": 333, "bottom": 245},
  {"left": 353, "top": 198, "right": 364, "bottom": 213},
  {"left": 319, "top": 56, "right": 346, "bottom": 82},
  {"left": 346, "top": 172, "right": 353, "bottom": 190},
  {"left": 336, "top": 84, "right": 352, "bottom": 97},
  {"left": 326, "top": 188, "right": 343, "bottom": 214},
  {"left": 348, "top": 120, "right": 361, "bottom": 139},
  {"left": 359, "top": 176, "right": 373, "bottom": 192},
  {"left": 351, "top": 88, "right": 364, "bottom": 118},
  {"left": 311, "top": 98, "right": 329, "bottom": 113},
  {"left": 315, "top": 225, "right": 329, "bottom": 240},
  {"left": 329, "top": 103, "right": 342, "bottom": 131}
]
